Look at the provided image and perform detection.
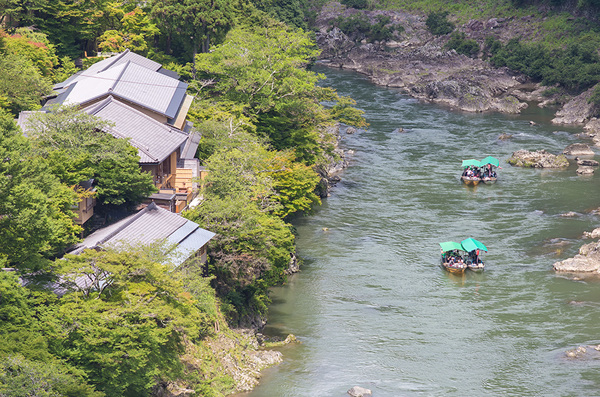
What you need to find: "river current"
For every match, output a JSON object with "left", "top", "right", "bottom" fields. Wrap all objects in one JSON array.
[{"left": 241, "top": 66, "right": 600, "bottom": 396}]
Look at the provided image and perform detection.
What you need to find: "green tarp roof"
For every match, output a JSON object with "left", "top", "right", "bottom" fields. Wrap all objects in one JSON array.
[
  {"left": 461, "top": 237, "right": 488, "bottom": 252},
  {"left": 480, "top": 156, "right": 500, "bottom": 167},
  {"left": 462, "top": 159, "right": 481, "bottom": 168},
  {"left": 439, "top": 241, "right": 465, "bottom": 252}
]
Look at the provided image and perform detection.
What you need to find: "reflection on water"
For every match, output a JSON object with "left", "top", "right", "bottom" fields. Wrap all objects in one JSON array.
[{"left": 241, "top": 66, "right": 600, "bottom": 397}]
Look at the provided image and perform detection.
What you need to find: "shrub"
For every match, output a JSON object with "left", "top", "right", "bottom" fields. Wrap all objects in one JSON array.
[
  {"left": 426, "top": 11, "right": 455, "bottom": 36},
  {"left": 335, "top": 14, "right": 371, "bottom": 37},
  {"left": 341, "top": 0, "right": 368, "bottom": 9},
  {"left": 489, "top": 38, "right": 600, "bottom": 92},
  {"left": 445, "top": 32, "right": 479, "bottom": 57},
  {"left": 334, "top": 14, "right": 402, "bottom": 43}
]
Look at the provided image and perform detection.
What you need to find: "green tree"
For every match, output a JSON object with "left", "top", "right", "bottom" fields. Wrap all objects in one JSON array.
[
  {"left": 185, "top": 123, "right": 298, "bottom": 323},
  {"left": 53, "top": 247, "right": 209, "bottom": 396},
  {"left": 98, "top": 7, "right": 159, "bottom": 55},
  {"left": 183, "top": 0, "right": 234, "bottom": 56},
  {"left": 195, "top": 24, "right": 321, "bottom": 114},
  {"left": 149, "top": 0, "right": 184, "bottom": 55},
  {"left": 3, "top": 28, "right": 59, "bottom": 77},
  {"left": 0, "top": 355, "right": 104, "bottom": 397},
  {"left": 271, "top": 158, "right": 321, "bottom": 218},
  {"left": 25, "top": 106, "right": 156, "bottom": 206},
  {"left": 0, "top": 272, "right": 103, "bottom": 397},
  {"left": 0, "top": 53, "right": 51, "bottom": 116},
  {"left": 0, "top": 111, "right": 81, "bottom": 271},
  {"left": 426, "top": 11, "right": 455, "bottom": 36}
]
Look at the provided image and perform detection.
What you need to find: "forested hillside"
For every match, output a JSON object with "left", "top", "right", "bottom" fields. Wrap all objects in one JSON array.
[{"left": 0, "top": 1, "right": 364, "bottom": 395}]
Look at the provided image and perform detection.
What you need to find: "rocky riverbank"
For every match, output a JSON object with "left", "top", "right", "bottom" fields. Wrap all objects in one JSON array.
[{"left": 313, "top": 2, "right": 600, "bottom": 141}]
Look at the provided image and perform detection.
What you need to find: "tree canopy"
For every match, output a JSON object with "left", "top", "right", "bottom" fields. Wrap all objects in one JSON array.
[
  {"left": 0, "top": 111, "right": 81, "bottom": 271},
  {"left": 25, "top": 106, "right": 156, "bottom": 206}
]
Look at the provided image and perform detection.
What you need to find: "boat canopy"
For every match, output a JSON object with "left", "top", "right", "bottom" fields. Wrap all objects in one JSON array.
[
  {"left": 462, "top": 159, "right": 481, "bottom": 168},
  {"left": 439, "top": 241, "right": 464, "bottom": 252},
  {"left": 480, "top": 156, "right": 500, "bottom": 167},
  {"left": 461, "top": 237, "right": 488, "bottom": 252}
]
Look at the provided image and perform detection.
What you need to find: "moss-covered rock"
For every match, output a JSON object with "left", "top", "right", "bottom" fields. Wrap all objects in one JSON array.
[{"left": 508, "top": 149, "right": 569, "bottom": 168}]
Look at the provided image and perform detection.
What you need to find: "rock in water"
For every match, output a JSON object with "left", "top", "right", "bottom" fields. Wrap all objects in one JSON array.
[
  {"left": 576, "top": 158, "right": 599, "bottom": 166},
  {"left": 553, "top": 241, "right": 600, "bottom": 273},
  {"left": 563, "top": 143, "right": 594, "bottom": 156},
  {"left": 508, "top": 149, "right": 569, "bottom": 168},
  {"left": 346, "top": 127, "right": 357, "bottom": 134},
  {"left": 576, "top": 166, "right": 595, "bottom": 175},
  {"left": 348, "top": 386, "right": 372, "bottom": 397}
]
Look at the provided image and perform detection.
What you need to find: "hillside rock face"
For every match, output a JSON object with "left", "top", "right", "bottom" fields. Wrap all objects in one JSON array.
[
  {"left": 314, "top": 3, "right": 537, "bottom": 113},
  {"left": 313, "top": 3, "right": 599, "bottom": 124}
]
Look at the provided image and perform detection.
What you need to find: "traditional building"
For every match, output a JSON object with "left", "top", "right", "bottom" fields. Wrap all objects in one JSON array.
[{"left": 69, "top": 202, "right": 215, "bottom": 267}]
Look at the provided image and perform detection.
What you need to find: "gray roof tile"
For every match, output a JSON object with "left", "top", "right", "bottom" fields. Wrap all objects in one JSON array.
[
  {"left": 57, "top": 61, "right": 187, "bottom": 119},
  {"left": 70, "top": 203, "right": 214, "bottom": 267},
  {"left": 83, "top": 96, "right": 189, "bottom": 164},
  {"left": 54, "top": 50, "right": 163, "bottom": 90}
]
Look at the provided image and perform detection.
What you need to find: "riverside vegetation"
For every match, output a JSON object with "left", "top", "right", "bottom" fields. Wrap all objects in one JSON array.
[
  {"left": 0, "top": 1, "right": 366, "bottom": 396},
  {"left": 2, "top": 0, "right": 600, "bottom": 395}
]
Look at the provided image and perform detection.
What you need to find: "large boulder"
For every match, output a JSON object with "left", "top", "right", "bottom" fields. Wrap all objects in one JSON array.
[
  {"left": 583, "top": 228, "right": 600, "bottom": 239},
  {"left": 507, "top": 149, "right": 569, "bottom": 168},
  {"left": 348, "top": 386, "right": 373, "bottom": 397},
  {"left": 563, "top": 143, "right": 594, "bottom": 156},
  {"left": 552, "top": 86, "right": 596, "bottom": 125},
  {"left": 576, "top": 166, "right": 595, "bottom": 175},
  {"left": 577, "top": 158, "right": 599, "bottom": 166},
  {"left": 553, "top": 240, "right": 600, "bottom": 273}
]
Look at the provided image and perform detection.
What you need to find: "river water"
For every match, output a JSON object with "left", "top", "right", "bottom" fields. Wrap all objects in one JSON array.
[{"left": 241, "top": 66, "right": 600, "bottom": 396}]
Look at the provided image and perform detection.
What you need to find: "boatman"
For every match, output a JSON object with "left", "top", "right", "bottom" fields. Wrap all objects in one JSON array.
[{"left": 476, "top": 249, "right": 480, "bottom": 263}]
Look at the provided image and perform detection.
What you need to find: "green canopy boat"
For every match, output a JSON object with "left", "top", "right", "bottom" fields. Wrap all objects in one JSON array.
[
  {"left": 439, "top": 241, "right": 464, "bottom": 252},
  {"left": 460, "top": 238, "right": 488, "bottom": 252},
  {"left": 439, "top": 241, "right": 467, "bottom": 273},
  {"left": 461, "top": 159, "right": 481, "bottom": 168},
  {"left": 480, "top": 156, "right": 500, "bottom": 167},
  {"left": 480, "top": 156, "right": 499, "bottom": 184},
  {"left": 461, "top": 159, "right": 482, "bottom": 185},
  {"left": 460, "top": 238, "right": 487, "bottom": 272}
]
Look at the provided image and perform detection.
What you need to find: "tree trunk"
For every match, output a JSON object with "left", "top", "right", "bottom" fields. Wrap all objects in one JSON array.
[{"left": 166, "top": 33, "right": 172, "bottom": 55}]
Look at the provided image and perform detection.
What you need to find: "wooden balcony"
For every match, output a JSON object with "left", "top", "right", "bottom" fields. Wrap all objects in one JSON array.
[{"left": 156, "top": 173, "right": 174, "bottom": 189}]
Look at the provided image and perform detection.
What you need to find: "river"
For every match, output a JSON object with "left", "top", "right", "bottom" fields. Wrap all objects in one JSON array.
[{"left": 241, "top": 66, "right": 600, "bottom": 396}]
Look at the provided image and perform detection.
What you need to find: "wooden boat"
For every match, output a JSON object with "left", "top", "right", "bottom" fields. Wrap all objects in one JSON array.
[
  {"left": 461, "top": 159, "right": 482, "bottom": 186},
  {"left": 480, "top": 156, "right": 499, "bottom": 184},
  {"left": 467, "top": 260, "right": 485, "bottom": 272},
  {"left": 439, "top": 241, "right": 467, "bottom": 274},
  {"left": 461, "top": 175, "right": 481, "bottom": 185},
  {"left": 441, "top": 258, "right": 467, "bottom": 274},
  {"left": 461, "top": 238, "right": 488, "bottom": 272}
]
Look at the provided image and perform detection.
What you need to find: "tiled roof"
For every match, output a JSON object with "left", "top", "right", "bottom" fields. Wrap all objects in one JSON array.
[
  {"left": 54, "top": 49, "right": 163, "bottom": 90},
  {"left": 69, "top": 202, "right": 215, "bottom": 267},
  {"left": 54, "top": 61, "right": 188, "bottom": 119},
  {"left": 15, "top": 111, "right": 45, "bottom": 135},
  {"left": 83, "top": 96, "right": 189, "bottom": 164}
]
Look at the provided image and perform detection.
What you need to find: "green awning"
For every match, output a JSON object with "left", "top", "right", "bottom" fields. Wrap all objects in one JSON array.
[
  {"left": 461, "top": 238, "right": 488, "bottom": 252},
  {"left": 462, "top": 159, "right": 481, "bottom": 168},
  {"left": 480, "top": 156, "right": 500, "bottom": 167},
  {"left": 439, "top": 241, "right": 464, "bottom": 252}
]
